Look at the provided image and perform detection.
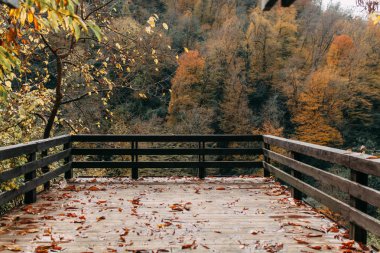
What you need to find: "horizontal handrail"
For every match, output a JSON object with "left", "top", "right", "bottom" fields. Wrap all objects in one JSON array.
[
  {"left": 72, "top": 134, "right": 263, "bottom": 142},
  {"left": 263, "top": 135, "right": 380, "bottom": 177},
  {"left": 0, "top": 135, "right": 71, "bottom": 161}
]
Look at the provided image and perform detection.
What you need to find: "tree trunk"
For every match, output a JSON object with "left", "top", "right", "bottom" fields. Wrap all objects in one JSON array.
[{"left": 43, "top": 56, "right": 63, "bottom": 139}]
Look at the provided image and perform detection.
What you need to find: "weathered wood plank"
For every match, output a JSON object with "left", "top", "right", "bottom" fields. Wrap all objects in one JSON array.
[
  {"left": 0, "top": 177, "right": 363, "bottom": 253},
  {"left": 263, "top": 162, "right": 380, "bottom": 238},
  {"left": 263, "top": 149, "right": 380, "bottom": 208}
]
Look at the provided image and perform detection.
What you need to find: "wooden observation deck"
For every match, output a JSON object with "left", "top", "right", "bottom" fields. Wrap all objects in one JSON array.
[{"left": 0, "top": 135, "right": 379, "bottom": 252}]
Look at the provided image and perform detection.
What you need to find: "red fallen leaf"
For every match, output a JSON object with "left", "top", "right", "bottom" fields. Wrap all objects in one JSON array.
[
  {"left": 157, "top": 222, "right": 172, "bottom": 228},
  {"left": 63, "top": 185, "right": 76, "bottom": 191},
  {"left": 66, "top": 213, "right": 77, "bottom": 218},
  {"left": 62, "top": 193, "right": 72, "bottom": 198},
  {"left": 35, "top": 246, "right": 49, "bottom": 253},
  {"left": 51, "top": 243, "right": 62, "bottom": 251},
  {"left": 287, "top": 222, "right": 302, "bottom": 227},
  {"left": 341, "top": 231, "right": 350, "bottom": 239},
  {"left": 121, "top": 228, "right": 129, "bottom": 236},
  {"left": 96, "top": 216, "right": 106, "bottom": 222},
  {"left": 182, "top": 240, "right": 196, "bottom": 249},
  {"left": 88, "top": 186, "right": 101, "bottom": 191},
  {"left": 157, "top": 250, "right": 169, "bottom": 252},
  {"left": 308, "top": 245, "right": 322, "bottom": 250},
  {"left": 79, "top": 215, "right": 86, "bottom": 220},
  {"left": 328, "top": 226, "right": 339, "bottom": 233},
  {"left": 96, "top": 200, "right": 107, "bottom": 205},
  {"left": 306, "top": 233, "right": 323, "bottom": 238},
  {"left": 41, "top": 215, "right": 56, "bottom": 220},
  {"left": 340, "top": 240, "right": 355, "bottom": 250},
  {"left": 215, "top": 187, "right": 225, "bottom": 190},
  {"left": 106, "top": 248, "right": 117, "bottom": 252},
  {"left": 367, "top": 156, "right": 380, "bottom": 159},
  {"left": 293, "top": 238, "right": 309, "bottom": 244},
  {"left": 118, "top": 208, "right": 123, "bottom": 212},
  {"left": 169, "top": 204, "right": 183, "bottom": 211}
]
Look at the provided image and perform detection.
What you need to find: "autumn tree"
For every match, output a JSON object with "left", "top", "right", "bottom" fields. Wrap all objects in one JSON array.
[
  {"left": 292, "top": 69, "right": 346, "bottom": 146},
  {"left": 327, "top": 34, "right": 355, "bottom": 70},
  {"left": 167, "top": 50, "right": 210, "bottom": 129}
]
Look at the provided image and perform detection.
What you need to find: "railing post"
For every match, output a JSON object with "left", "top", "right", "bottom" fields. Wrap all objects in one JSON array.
[
  {"left": 198, "top": 141, "right": 206, "bottom": 179},
  {"left": 24, "top": 151, "right": 37, "bottom": 204},
  {"left": 289, "top": 151, "right": 303, "bottom": 200},
  {"left": 131, "top": 141, "right": 138, "bottom": 180},
  {"left": 349, "top": 169, "right": 368, "bottom": 244},
  {"left": 41, "top": 149, "right": 50, "bottom": 190},
  {"left": 263, "top": 143, "right": 271, "bottom": 177},
  {"left": 64, "top": 141, "right": 73, "bottom": 179}
]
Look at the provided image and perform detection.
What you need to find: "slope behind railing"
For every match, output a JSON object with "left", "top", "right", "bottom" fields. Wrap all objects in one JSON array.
[{"left": 262, "top": 135, "right": 380, "bottom": 244}]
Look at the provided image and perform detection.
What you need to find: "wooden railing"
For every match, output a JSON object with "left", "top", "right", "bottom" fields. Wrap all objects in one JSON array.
[
  {"left": 71, "top": 134, "right": 263, "bottom": 179},
  {"left": 262, "top": 135, "right": 380, "bottom": 244},
  {"left": 0, "top": 135, "right": 71, "bottom": 206},
  {"left": 0, "top": 134, "right": 380, "bottom": 244}
]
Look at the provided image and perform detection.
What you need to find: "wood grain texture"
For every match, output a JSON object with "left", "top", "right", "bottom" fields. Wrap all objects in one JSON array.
[{"left": 0, "top": 177, "right": 365, "bottom": 252}]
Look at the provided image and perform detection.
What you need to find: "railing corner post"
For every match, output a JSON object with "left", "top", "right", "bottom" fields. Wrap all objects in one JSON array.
[
  {"left": 349, "top": 169, "right": 368, "bottom": 244},
  {"left": 263, "top": 142, "right": 271, "bottom": 177},
  {"left": 24, "top": 151, "right": 37, "bottom": 204},
  {"left": 64, "top": 141, "right": 73, "bottom": 180}
]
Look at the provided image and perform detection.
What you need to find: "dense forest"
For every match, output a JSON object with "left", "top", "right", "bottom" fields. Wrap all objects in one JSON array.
[{"left": 0, "top": 0, "right": 379, "bottom": 152}]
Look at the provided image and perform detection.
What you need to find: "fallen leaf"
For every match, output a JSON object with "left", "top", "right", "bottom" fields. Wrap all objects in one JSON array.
[
  {"left": 96, "top": 216, "right": 106, "bottom": 222},
  {"left": 308, "top": 245, "right": 322, "bottom": 250},
  {"left": 293, "top": 238, "right": 309, "bottom": 244}
]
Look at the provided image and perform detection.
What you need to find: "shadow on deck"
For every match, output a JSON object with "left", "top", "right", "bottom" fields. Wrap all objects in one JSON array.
[{"left": 0, "top": 177, "right": 364, "bottom": 252}]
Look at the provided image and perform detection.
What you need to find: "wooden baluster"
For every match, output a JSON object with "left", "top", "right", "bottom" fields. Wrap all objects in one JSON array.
[
  {"left": 289, "top": 151, "right": 303, "bottom": 200},
  {"left": 349, "top": 169, "right": 368, "bottom": 244},
  {"left": 198, "top": 141, "right": 206, "bottom": 179},
  {"left": 24, "top": 151, "right": 37, "bottom": 204},
  {"left": 64, "top": 142, "right": 73, "bottom": 179},
  {"left": 263, "top": 143, "right": 271, "bottom": 177},
  {"left": 131, "top": 141, "right": 138, "bottom": 180},
  {"left": 41, "top": 149, "right": 50, "bottom": 190}
]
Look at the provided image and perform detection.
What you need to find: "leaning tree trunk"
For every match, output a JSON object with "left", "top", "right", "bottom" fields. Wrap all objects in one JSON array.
[
  {"left": 43, "top": 56, "right": 63, "bottom": 139},
  {"left": 41, "top": 56, "right": 63, "bottom": 190}
]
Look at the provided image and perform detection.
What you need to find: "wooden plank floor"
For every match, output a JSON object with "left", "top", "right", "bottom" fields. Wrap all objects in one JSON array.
[{"left": 0, "top": 177, "right": 367, "bottom": 252}]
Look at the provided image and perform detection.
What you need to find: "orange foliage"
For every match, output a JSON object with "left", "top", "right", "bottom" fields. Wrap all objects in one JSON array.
[
  {"left": 327, "top": 34, "right": 354, "bottom": 67},
  {"left": 292, "top": 69, "right": 344, "bottom": 146},
  {"left": 168, "top": 50, "right": 205, "bottom": 125}
]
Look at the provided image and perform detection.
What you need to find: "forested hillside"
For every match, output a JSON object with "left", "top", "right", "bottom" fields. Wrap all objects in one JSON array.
[{"left": 1, "top": 0, "right": 379, "bottom": 152}]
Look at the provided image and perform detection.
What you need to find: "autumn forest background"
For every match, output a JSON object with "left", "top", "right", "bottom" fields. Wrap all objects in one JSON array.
[{"left": 0, "top": 0, "right": 379, "bottom": 153}]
